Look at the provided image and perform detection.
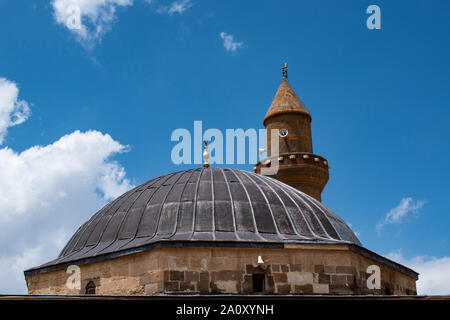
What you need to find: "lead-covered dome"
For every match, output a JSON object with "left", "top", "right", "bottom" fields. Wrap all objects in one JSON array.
[{"left": 34, "top": 168, "right": 361, "bottom": 270}]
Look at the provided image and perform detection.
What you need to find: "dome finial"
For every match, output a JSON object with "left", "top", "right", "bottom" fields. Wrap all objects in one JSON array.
[
  {"left": 282, "top": 62, "right": 288, "bottom": 79},
  {"left": 202, "top": 140, "right": 210, "bottom": 168}
]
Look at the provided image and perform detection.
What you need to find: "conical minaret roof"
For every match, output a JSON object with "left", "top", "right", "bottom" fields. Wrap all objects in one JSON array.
[{"left": 263, "top": 77, "right": 310, "bottom": 126}]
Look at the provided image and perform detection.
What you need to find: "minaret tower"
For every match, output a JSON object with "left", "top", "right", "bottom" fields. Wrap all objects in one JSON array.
[{"left": 254, "top": 63, "right": 329, "bottom": 201}]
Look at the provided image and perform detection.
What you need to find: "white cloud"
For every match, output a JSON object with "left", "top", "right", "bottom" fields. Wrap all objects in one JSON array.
[
  {"left": 0, "top": 78, "right": 30, "bottom": 145},
  {"left": 51, "top": 0, "right": 193, "bottom": 46},
  {"left": 154, "top": 0, "right": 193, "bottom": 15},
  {"left": 387, "top": 249, "right": 450, "bottom": 295},
  {"left": 167, "top": 0, "right": 193, "bottom": 15},
  {"left": 51, "top": 0, "right": 133, "bottom": 47},
  {"left": 220, "top": 32, "right": 243, "bottom": 53},
  {"left": 0, "top": 130, "right": 132, "bottom": 221},
  {"left": 0, "top": 78, "right": 133, "bottom": 293},
  {"left": 376, "top": 197, "right": 426, "bottom": 233}
]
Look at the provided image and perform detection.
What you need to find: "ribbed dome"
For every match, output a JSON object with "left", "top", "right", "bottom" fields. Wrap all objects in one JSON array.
[{"left": 35, "top": 168, "right": 361, "bottom": 270}]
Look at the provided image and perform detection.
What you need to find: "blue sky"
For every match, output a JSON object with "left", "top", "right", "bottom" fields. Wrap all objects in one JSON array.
[{"left": 0, "top": 0, "right": 449, "bottom": 293}]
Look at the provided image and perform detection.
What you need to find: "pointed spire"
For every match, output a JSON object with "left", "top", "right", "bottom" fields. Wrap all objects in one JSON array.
[{"left": 263, "top": 75, "right": 310, "bottom": 126}]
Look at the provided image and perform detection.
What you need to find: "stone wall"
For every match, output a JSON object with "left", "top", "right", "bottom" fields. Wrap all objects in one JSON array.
[{"left": 26, "top": 244, "right": 417, "bottom": 295}]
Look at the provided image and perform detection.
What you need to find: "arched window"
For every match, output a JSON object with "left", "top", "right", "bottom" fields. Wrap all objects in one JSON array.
[
  {"left": 85, "top": 281, "right": 96, "bottom": 295},
  {"left": 252, "top": 268, "right": 265, "bottom": 293}
]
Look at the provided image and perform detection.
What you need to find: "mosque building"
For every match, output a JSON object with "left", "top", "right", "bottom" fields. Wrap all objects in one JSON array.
[{"left": 24, "top": 66, "right": 418, "bottom": 295}]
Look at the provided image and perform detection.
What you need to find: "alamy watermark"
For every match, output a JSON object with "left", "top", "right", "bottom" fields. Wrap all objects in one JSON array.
[
  {"left": 63, "top": 4, "right": 381, "bottom": 32},
  {"left": 366, "top": 5, "right": 381, "bottom": 30},
  {"left": 66, "top": 4, "right": 82, "bottom": 30},
  {"left": 170, "top": 121, "right": 280, "bottom": 174},
  {"left": 66, "top": 265, "right": 81, "bottom": 290}
]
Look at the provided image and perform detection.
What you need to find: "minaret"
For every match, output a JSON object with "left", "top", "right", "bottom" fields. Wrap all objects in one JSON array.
[{"left": 254, "top": 64, "right": 329, "bottom": 201}]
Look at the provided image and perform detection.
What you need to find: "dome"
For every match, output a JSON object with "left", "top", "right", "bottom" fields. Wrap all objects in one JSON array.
[{"left": 35, "top": 168, "right": 361, "bottom": 270}]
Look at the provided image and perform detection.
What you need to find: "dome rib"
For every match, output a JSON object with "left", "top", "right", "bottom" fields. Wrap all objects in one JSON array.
[
  {"left": 94, "top": 188, "right": 143, "bottom": 255},
  {"left": 228, "top": 169, "right": 266, "bottom": 241},
  {"left": 69, "top": 187, "right": 138, "bottom": 259},
  {"left": 268, "top": 175, "right": 358, "bottom": 244},
  {"left": 290, "top": 186, "right": 336, "bottom": 240},
  {"left": 167, "top": 169, "right": 196, "bottom": 241},
  {"left": 283, "top": 180, "right": 331, "bottom": 239},
  {"left": 191, "top": 167, "right": 205, "bottom": 240},
  {"left": 210, "top": 168, "right": 216, "bottom": 241},
  {"left": 257, "top": 173, "right": 315, "bottom": 239},
  {"left": 38, "top": 168, "right": 361, "bottom": 270},
  {"left": 240, "top": 170, "right": 285, "bottom": 239},
  {"left": 97, "top": 184, "right": 154, "bottom": 256},
  {"left": 61, "top": 191, "right": 129, "bottom": 259},
  {"left": 117, "top": 174, "right": 171, "bottom": 250},
  {"left": 267, "top": 175, "right": 325, "bottom": 239},
  {"left": 218, "top": 168, "right": 241, "bottom": 241},
  {"left": 251, "top": 172, "right": 309, "bottom": 240},
  {"left": 152, "top": 171, "right": 185, "bottom": 241},
  {"left": 306, "top": 196, "right": 343, "bottom": 241}
]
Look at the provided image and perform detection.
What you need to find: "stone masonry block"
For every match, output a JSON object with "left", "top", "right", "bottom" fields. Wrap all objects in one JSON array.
[
  {"left": 314, "top": 265, "right": 324, "bottom": 273},
  {"left": 336, "top": 266, "right": 355, "bottom": 275},
  {"left": 180, "top": 281, "right": 196, "bottom": 291},
  {"left": 170, "top": 271, "right": 184, "bottom": 281},
  {"left": 277, "top": 284, "right": 291, "bottom": 294},
  {"left": 324, "top": 265, "right": 336, "bottom": 274},
  {"left": 318, "top": 273, "right": 331, "bottom": 284},
  {"left": 273, "top": 273, "right": 287, "bottom": 283},
  {"left": 313, "top": 283, "right": 330, "bottom": 294},
  {"left": 185, "top": 271, "right": 199, "bottom": 282},
  {"left": 212, "top": 270, "right": 242, "bottom": 282},
  {"left": 281, "top": 264, "right": 289, "bottom": 272},
  {"left": 291, "top": 264, "right": 302, "bottom": 272},
  {"left": 331, "top": 275, "right": 348, "bottom": 285},
  {"left": 139, "top": 273, "right": 150, "bottom": 286},
  {"left": 164, "top": 281, "right": 180, "bottom": 291},
  {"left": 294, "top": 284, "right": 313, "bottom": 294}
]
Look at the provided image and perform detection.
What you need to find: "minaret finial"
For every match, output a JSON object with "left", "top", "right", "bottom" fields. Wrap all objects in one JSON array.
[
  {"left": 202, "top": 140, "right": 210, "bottom": 168},
  {"left": 282, "top": 62, "right": 288, "bottom": 79}
]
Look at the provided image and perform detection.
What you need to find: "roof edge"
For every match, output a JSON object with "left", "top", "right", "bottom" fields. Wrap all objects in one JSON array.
[
  {"left": 348, "top": 244, "right": 418, "bottom": 279},
  {"left": 24, "top": 241, "right": 285, "bottom": 276},
  {"left": 24, "top": 241, "right": 417, "bottom": 279}
]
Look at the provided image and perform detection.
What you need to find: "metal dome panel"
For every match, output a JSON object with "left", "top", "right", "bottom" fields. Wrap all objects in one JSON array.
[{"left": 33, "top": 168, "right": 361, "bottom": 270}]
